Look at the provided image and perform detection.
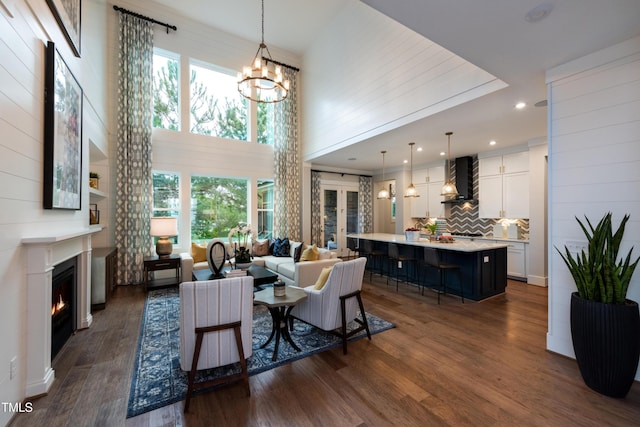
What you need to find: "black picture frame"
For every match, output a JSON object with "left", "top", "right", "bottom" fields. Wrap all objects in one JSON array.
[
  {"left": 46, "top": 0, "right": 81, "bottom": 57},
  {"left": 43, "top": 41, "right": 83, "bottom": 210}
]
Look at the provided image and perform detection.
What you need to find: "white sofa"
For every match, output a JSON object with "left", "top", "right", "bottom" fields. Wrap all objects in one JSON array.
[{"left": 180, "top": 240, "right": 342, "bottom": 287}]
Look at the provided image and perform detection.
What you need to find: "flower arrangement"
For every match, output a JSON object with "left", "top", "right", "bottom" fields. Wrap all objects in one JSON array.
[{"left": 228, "top": 224, "right": 257, "bottom": 264}]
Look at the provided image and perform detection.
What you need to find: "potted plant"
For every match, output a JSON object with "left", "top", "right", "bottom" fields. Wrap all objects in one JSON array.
[
  {"left": 556, "top": 212, "right": 640, "bottom": 397},
  {"left": 228, "top": 224, "right": 257, "bottom": 269},
  {"left": 426, "top": 223, "right": 438, "bottom": 241},
  {"left": 89, "top": 172, "right": 100, "bottom": 189}
]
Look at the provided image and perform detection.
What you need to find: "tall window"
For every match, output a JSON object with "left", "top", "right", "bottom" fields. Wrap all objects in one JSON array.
[
  {"left": 190, "top": 175, "right": 248, "bottom": 242},
  {"left": 257, "top": 103, "right": 275, "bottom": 145},
  {"left": 152, "top": 50, "right": 180, "bottom": 131},
  {"left": 257, "top": 180, "right": 274, "bottom": 238},
  {"left": 152, "top": 172, "right": 181, "bottom": 244},
  {"left": 189, "top": 62, "right": 248, "bottom": 140}
]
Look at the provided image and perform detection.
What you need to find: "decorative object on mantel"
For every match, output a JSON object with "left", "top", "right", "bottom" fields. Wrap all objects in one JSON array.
[
  {"left": 556, "top": 212, "right": 640, "bottom": 398},
  {"left": 150, "top": 217, "right": 178, "bottom": 256},
  {"left": 43, "top": 42, "right": 83, "bottom": 210},
  {"left": 89, "top": 172, "right": 99, "bottom": 189},
  {"left": 228, "top": 223, "right": 257, "bottom": 269},
  {"left": 441, "top": 132, "right": 459, "bottom": 198},
  {"left": 404, "top": 142, "right": 419, "bottom": 198},
  {"left": 377, "top": 151, "right": 390, "bottom": 199},
  {"left": 237, "top": 0, "right": 290, "bottom": 103}
]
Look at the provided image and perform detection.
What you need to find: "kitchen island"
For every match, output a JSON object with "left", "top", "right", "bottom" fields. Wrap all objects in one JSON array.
[{"left": 350, "top": 233, "right": 509, "bottom": 301}]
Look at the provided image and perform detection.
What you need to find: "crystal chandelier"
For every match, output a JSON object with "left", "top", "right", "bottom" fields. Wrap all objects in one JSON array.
[
  {"left": 441, "top": 132, "right": 459, "bottom": 197},
  {"left": 404, "top": 142, "right": 419, "bottom": 198},
  {"left": 237, "top": 0, "right": 290, "bottom": 103},
  {"left": 377, "top": 150, "right": 390, "bottom": 199}
]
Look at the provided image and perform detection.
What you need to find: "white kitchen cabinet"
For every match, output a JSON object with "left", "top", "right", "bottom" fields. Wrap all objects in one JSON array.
[
  {"left": 479, "top": 152, "right": 530, "bottom": 219},
  {"left": 410, "top": 165, "right": 445, "bottom": 218},
  {"left": 506, "top": 242, "right": 527, "bottom": 279}
]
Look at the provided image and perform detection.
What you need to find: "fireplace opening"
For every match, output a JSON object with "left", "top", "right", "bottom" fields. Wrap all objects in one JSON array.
[{"left": 51, "top": 257, "right": 76, "bottom": 359}]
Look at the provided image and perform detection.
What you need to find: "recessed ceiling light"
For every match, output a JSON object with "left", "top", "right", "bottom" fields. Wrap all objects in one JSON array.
[
  {"left": 348, "top": 157, "right": 356, "bottom": 161},
  {"left": 403, "top": 159, "right": 408, "bottom": 164},
  {"left": 489, "top": 140, "right": 497, "bottom": 146},
  {"left": 525, "top": 3, "right": 553, "bottom": 23},
  {"left": 417, "top": 147, "right": 423, "bottom": 152},
  {"left": 515, "top": 102, "right": 526, "bottom": 109},
  {"left": 440, "top": 151, "right": 446, "bottom": 156}
]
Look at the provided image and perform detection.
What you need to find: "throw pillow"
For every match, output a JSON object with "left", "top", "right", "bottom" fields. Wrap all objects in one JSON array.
[
  {"left": 252, "top": 239, "right": 270, "bottom": 257},
  {"left": 273, "top": 237, "right": 290, "bottom": 257},
  {"left": 300, "top": 244, "right": 319, "bottom": 262},
  {"left": 313, "top": 266, "right": 333, "bottom": 290},
  {"left": 293, "top": 241, "right": 304, "bottom": 262},
  {"left": 191, "top": 242, "right": 207, "bottom": 263}
]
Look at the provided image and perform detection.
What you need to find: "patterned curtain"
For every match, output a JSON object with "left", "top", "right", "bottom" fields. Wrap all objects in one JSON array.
[
  {"left": 273, "top": 66, "right": 301, "bottom": 241},
  {"left": 114, "top": 14, "right": 154, "bottom": 285},
  {"left": 359, "top": 176, "right": 373, "bottom": 233},
  {"left": 310, "top": 171, "right": 322, "bottom": 246}
]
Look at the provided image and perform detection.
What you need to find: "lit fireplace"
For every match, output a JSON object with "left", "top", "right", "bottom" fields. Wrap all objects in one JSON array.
[{"left": 51, "top": 257, "right": 76, "bottom": 359}]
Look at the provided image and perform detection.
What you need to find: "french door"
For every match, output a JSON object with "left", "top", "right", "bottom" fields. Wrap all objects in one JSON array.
[{"left": 321, "top": 184, "right": 359, "bottom": 258}]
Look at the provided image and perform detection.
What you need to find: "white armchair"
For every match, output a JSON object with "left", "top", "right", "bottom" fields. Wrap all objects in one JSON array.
[
  {"left": 179, "top": 276, "right": 254, "bottom": 411},
  {"left": 290, "top": 257, "right": 371, "bottom": 354}
]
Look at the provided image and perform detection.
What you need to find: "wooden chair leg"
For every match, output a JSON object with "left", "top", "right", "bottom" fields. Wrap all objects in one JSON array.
[
  {"left": 185, "top": 330, "right": 205, "bottom": 412},
  {"left": 338, "top": 290, "right": 371, "bottom": 355},
  {"left": 184, "top": 321, "right": 249, "bottom": 412}
]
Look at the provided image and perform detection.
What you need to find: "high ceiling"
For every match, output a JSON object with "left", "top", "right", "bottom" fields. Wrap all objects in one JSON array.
[{"left": 150, "top": 0, "right": 640, "bottom": 172}]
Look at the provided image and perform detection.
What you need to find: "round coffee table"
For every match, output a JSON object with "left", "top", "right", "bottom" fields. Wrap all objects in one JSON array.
[{"left": 253, "top": 287, "right": 307, "bottom": 361}]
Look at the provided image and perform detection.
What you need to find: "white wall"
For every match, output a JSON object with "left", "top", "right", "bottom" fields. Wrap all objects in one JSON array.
[
  {"left": 546, "top": 36, "right": 640, "bottom": 381},
  {"left": 0, "top": 0, "right": 109, "bottom": 424},
  {"left": 301, "top": 1, "right": 506, "bottom": 161}
]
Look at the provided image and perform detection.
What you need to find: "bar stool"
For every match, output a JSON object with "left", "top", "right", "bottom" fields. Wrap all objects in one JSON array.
[
  {"left": 362, "top": 239, "right": 385, "bottom": 281},
  {"left": 347, "top": 237, "right": 359, "bottom": 259},
  {"left": 422, "top": 247, "right": 464, "bottom": 304},
  {"left": 387, "top": 243, "right": 417, "bottom": 291}
]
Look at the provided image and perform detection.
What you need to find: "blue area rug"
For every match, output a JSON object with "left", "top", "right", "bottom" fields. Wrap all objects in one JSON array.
[{"left": 127, "top": 287, "right": 395, "bottom": 417}]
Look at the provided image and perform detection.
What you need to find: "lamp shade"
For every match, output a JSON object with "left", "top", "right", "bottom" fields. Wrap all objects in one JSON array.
[{"left": 150, "top": 217, "right": 178, "bottom": 237}]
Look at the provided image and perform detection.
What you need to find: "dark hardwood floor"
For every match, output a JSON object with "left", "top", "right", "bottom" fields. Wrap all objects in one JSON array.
[{"left": 10, "top": 274, "right": 640, "bottom": 426}]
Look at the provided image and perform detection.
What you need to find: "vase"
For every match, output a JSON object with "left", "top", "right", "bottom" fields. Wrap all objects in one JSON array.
[
  {"left": 570, "top": 292, "right": 640, "bottom": 397},
  {"left": 404, "top": 231, "right": 420, "bottom": 242}
]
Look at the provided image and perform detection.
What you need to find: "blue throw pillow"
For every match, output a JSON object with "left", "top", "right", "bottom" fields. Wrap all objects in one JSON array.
[{"left": 273, "top": 237, "right": 290, "bottom": 257}]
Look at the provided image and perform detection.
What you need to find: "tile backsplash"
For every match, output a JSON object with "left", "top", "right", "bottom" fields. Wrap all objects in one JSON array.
[{"left": 415, "top": 155, "right": 530, "bottom": 239}]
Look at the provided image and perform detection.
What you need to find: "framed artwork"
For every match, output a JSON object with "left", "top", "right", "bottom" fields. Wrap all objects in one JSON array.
[
  {"left": 46, "top": 0, "right": 81, "bottom": 57},
  {"left": 43, "top": 41, "right": 83, "bottom": 210}
]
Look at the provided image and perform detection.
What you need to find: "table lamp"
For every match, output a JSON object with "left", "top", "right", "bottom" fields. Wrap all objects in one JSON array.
[{"left": 150, "top": 217, "right": 178, "bottom": 256}]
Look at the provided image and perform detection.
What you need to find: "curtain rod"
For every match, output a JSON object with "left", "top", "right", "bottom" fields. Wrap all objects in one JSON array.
[
  {"left": 311, "top": 169, "right": 372, "bottom": 178},
  {"left": 262, "top": 56, "right": 299, "bottom": 72},
  {"left": 113, "top": 5, "right": 177, "bottom": 33}
]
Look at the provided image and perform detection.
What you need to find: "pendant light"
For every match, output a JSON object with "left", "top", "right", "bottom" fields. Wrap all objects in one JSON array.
[
  {"left": 441, "top": 131, "right": 459, "bottom": 197},
  {"left": 404, "top": 142, "right": 419, "bottom": 198},
  {"left": 237, "top": 0, "right": 290, "bottom": 103},
  {"left": 377, "top": 150, "right": 390, "bottom": 199}
]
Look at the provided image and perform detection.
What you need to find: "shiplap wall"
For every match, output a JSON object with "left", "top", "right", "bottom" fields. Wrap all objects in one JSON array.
[
  {"left": 0, "top": 0, "right": 109, "bottom": 422},
  {"left": 301, "top": 2, "right": 506, "bottom": 160},
  {"left": 546, "top": 36, "right": 640, "bottom": 379}
]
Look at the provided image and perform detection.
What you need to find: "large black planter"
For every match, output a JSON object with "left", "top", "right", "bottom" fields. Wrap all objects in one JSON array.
[{"left": 570, "top": 292, "right": 640, "bottom": 397}]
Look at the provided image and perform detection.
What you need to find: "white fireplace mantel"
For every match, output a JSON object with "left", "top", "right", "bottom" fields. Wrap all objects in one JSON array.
[{"left": 22, "top": 226, "right": 102, "bottom": 397}]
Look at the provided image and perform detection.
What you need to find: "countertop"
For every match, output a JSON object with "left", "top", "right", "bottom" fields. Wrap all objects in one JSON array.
[
  {"left": 453, "top": 235, "right": 529, "bottom": 243},
  {"left": 349, "top": 233, "right": 510, "bottom": 253}
]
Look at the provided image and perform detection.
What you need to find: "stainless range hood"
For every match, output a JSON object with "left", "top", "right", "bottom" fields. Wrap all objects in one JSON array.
[{"left": 442, "top": 156, "right": 476, "bottom": 204}]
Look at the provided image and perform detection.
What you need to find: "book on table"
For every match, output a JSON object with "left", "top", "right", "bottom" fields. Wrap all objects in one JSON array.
[{"left": 224, "top": 269, "right": 247, "bottom": 278}]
